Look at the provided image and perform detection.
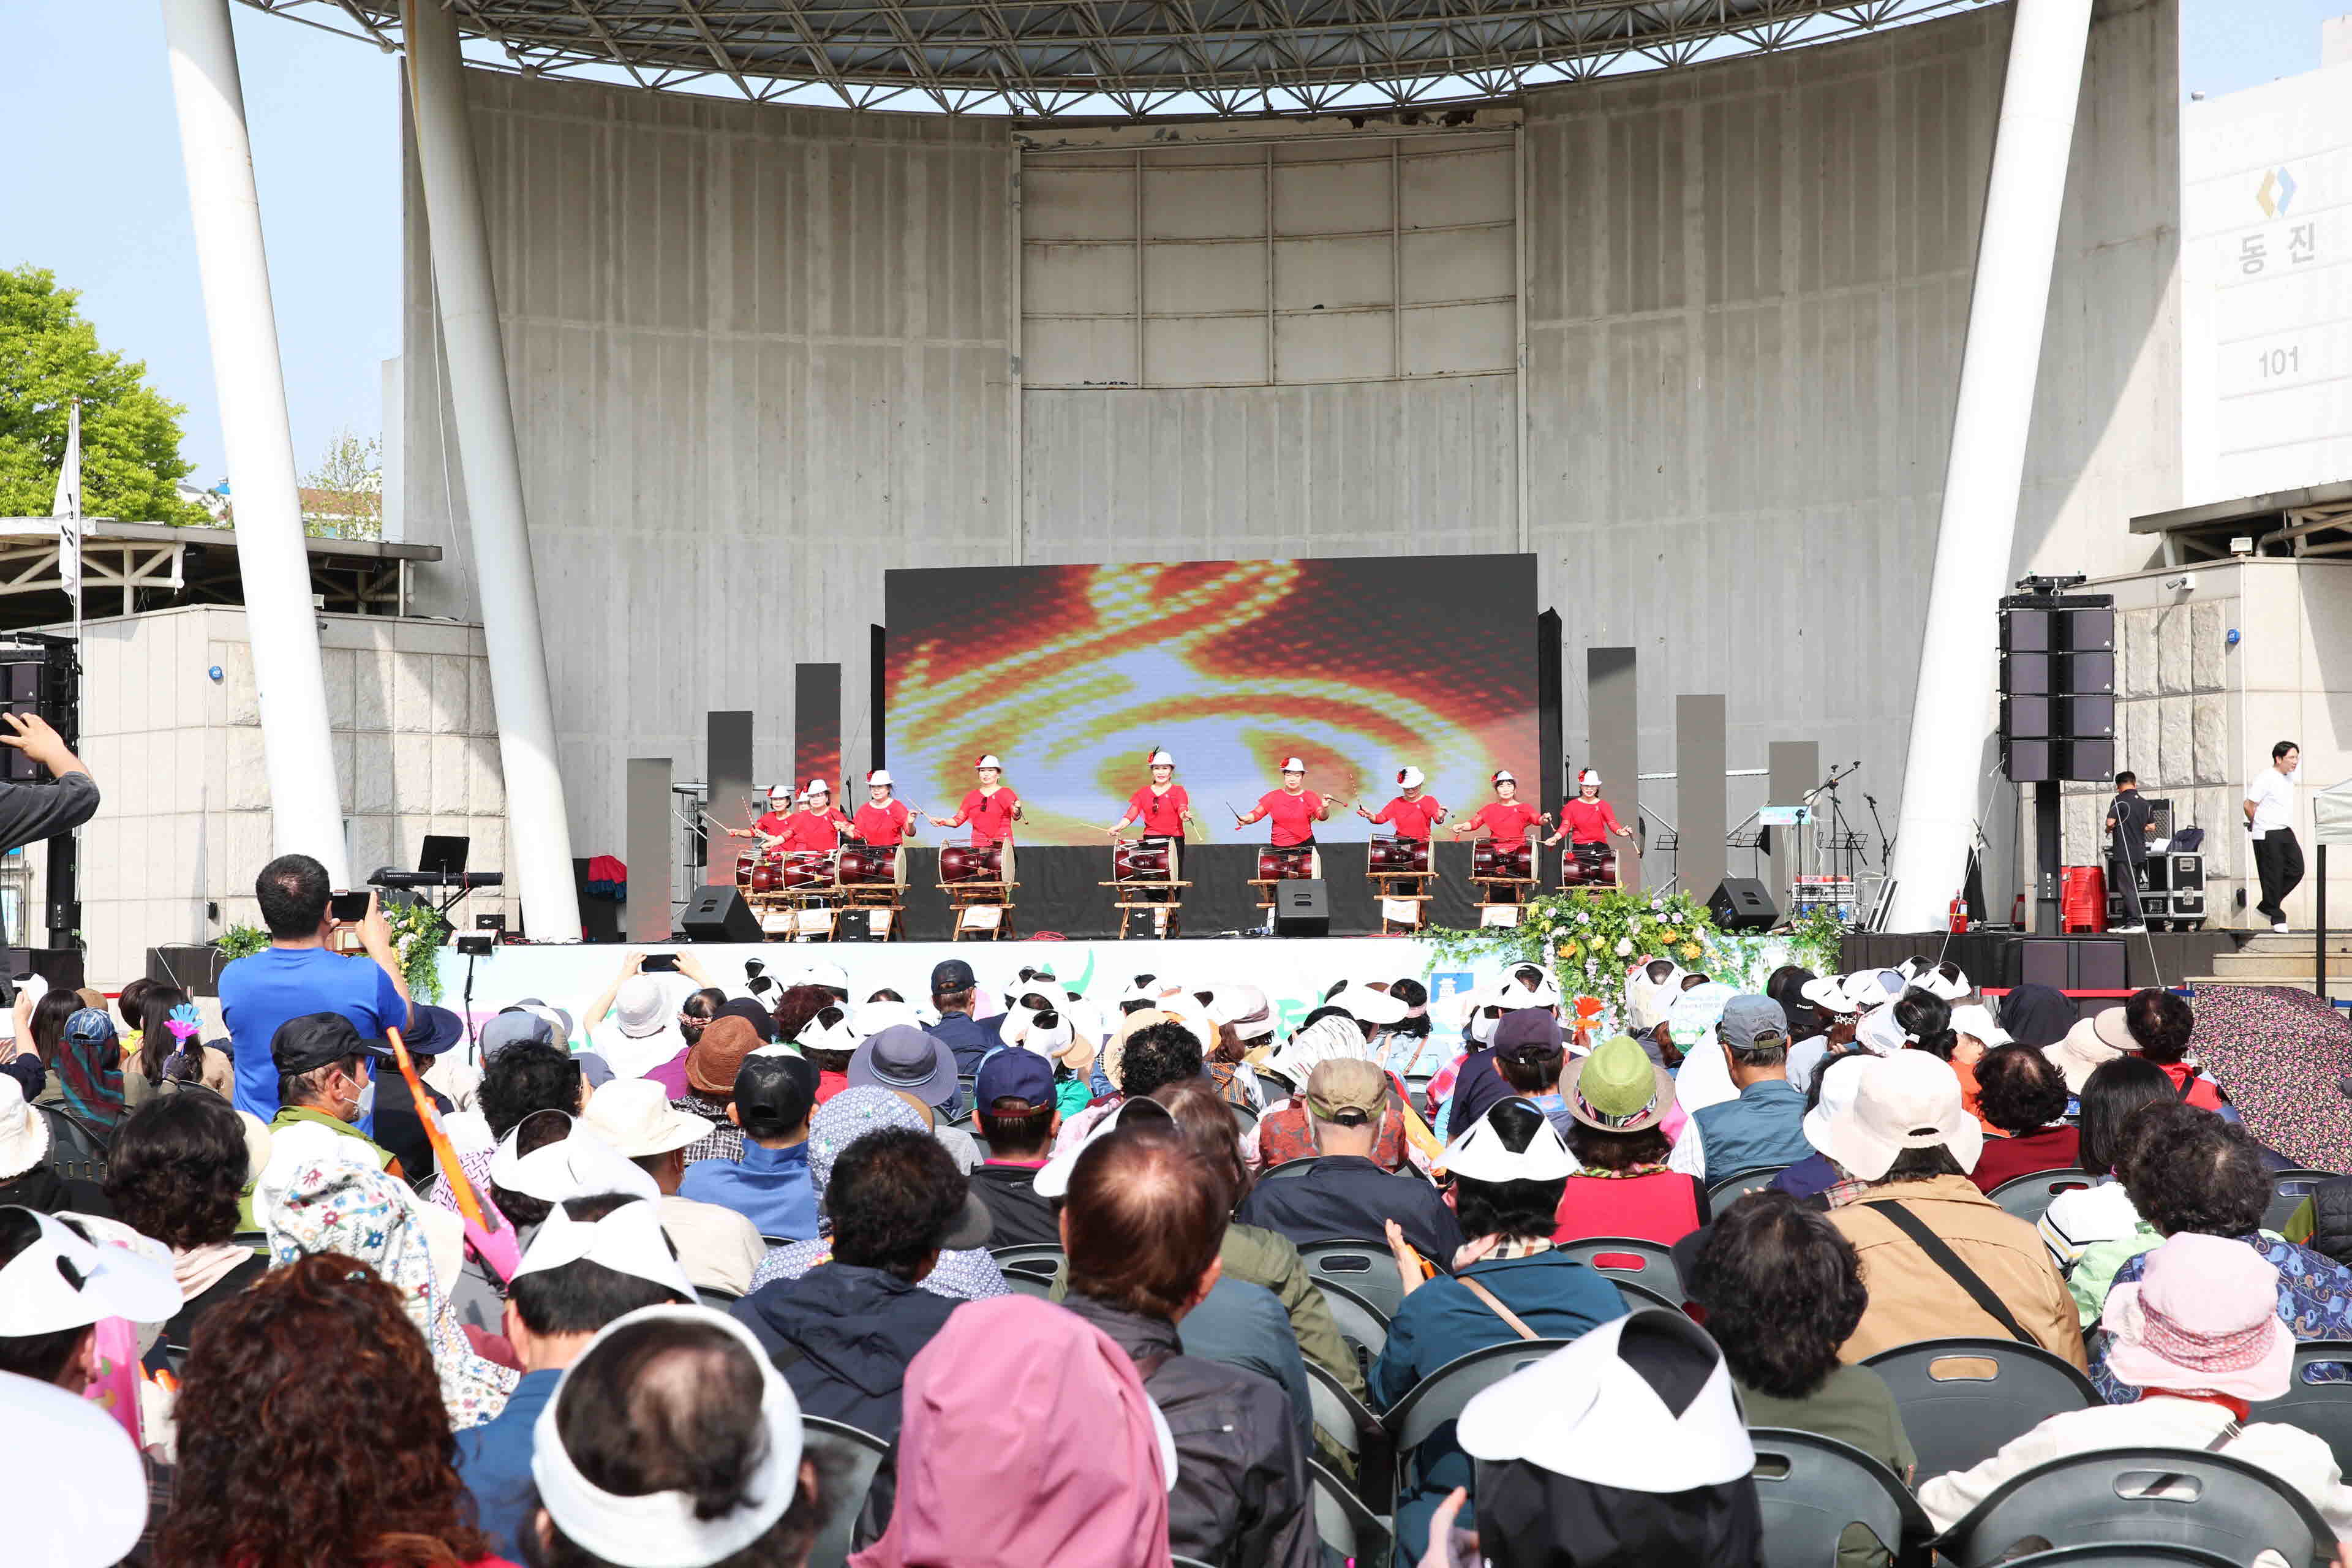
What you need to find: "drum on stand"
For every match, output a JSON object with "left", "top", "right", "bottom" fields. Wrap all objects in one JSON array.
[
  {"left": 1114, "top": 838, "right": 1178, "bottom": 884},
  {"left": 749, "top": 851, "right": 783, "bottom": 895},
  {"left": 1473, "top": 841, "right": 1532, "bottom": 881},
  {"left": 940, "top": 843, "right": 1007, "bottom": 886},
  {"left": 780, "top": 850, "right": 835, "bottom": 891},
  {"left": 1367, "top": 837, "right": 1430, "bottom": 877},
  {"left": 837, "top": 843, "right": 906, "bottom": 889},
  {"left": 1257, "top": 846, "right": 1319, "bottom": 883},
  {"left": 734, "top": 850, "right": 760, "bottom": 891}
]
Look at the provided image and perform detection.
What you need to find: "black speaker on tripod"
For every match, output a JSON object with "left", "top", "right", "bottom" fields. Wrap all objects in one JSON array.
[{"left": 680, "top": 884, "right": 763, "bottom": 943}]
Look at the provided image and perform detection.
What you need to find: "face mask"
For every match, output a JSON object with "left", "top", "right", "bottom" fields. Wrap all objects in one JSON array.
[{"left": 350, "top": 1069, "right": 377, "bottom": 1124}]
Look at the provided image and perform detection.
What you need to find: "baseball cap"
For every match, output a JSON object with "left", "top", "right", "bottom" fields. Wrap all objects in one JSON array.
[
  {"left": 271, "top": 1012, "right": 386, "bottom": 1078},
  {"left": 1806, "top": 1049, "right": 1983, "bottom": 1180},
  {"left": 1716, "top": 995, "right": 1790, "bottom": 1055},
  {"left": 0, "top": 1207, "right": 181, "bottom": 1335},
  {"left": 514, "top": 997, "right": 578, "bottom": 1038},
  {"left": 1033, "top": 1096, "right": 1177, "bottom": 1199},
  {"left": 62, "top": 1008, "right": 115, "bottom": 1045},
  {"left": 976, "top": 1047, "right": 1056, "bottom": 1109},
  {"left": 930, "top": 959, "right": 978, "bottom": 993},
  {"left": 480, "top": 1008, "right": 560, "bottom": 1058},
  {"left": 735, "top": 1052, "right": 821, "bottom": 1140},
  {"left": 1305, "top": 1058, "right": 1387, "bottom": 1123}
]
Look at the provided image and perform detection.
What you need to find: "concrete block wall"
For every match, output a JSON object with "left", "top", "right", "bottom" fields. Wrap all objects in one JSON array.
[{"left": 66, "top": 606, "right": 514, "bottom": 987}]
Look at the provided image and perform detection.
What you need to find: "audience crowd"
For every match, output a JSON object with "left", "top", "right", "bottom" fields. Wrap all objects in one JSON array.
[{"left": 12, "top": 847, "right": 2352, "bottom": 1567}]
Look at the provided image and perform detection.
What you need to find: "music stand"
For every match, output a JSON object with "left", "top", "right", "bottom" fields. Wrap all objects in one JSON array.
[{"left": 420, "top": 835, "right": 469, "bottom": 876}]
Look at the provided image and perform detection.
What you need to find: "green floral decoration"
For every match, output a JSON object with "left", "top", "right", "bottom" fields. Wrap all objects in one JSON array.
[
  {"left": 1785, "top": 905, "right": 1847, "bottom": 984},
  {"left": 214, "top": 925, "right": 269, "bottom": 962},
  {"left": 382, "top": 899, "right": 451, "bottom": 1005},
  {"left": 1428, "top": 888, "right": 1811, "bottom": 1031}
]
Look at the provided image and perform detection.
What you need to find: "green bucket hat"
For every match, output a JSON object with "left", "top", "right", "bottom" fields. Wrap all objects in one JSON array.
[{"left": 1561, "top": 1033, "right": 1675, "bottom": 1133}]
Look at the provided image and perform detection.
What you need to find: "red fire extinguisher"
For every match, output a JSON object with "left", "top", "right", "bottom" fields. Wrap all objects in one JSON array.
[{"left": 1948, "top": 894, "right": 1968, "bottom": 934}]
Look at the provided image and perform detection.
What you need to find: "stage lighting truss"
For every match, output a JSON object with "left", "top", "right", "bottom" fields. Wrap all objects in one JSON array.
[{"left": 247, "top": 0, "right": 1991, "bottom": 121}]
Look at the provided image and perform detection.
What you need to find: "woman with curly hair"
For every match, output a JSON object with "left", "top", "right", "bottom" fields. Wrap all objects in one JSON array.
[
  {"left": 160, "top": 1253, "right": 515, "bottom": 1568},
  {"left": 1692, "top": 1190, "right": 1912, "bottom": 1568},
  {"left": 1966, "top": 1044, "right": 2080, "bottom": 1194},
  {"left": 103, "top": 1093, "right": 266, "bottom": 1357}
]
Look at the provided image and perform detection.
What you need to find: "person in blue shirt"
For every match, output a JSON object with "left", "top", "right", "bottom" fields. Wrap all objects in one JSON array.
[
  {"left": 455, "top": 1192, "right": 695, "bottom": 1561},
  {"left": 1691, "top": 993, "right": 1815, "bottom": 1185},
  {"left": 679, "top": 1049, "right": 820, "bottom": 1241},
  {"left": 217, "top": 854, "right": 410, "bottom": 1121},
  {"left": 1371, "top": 1098, "right": 1628, "bottom": 1562}
]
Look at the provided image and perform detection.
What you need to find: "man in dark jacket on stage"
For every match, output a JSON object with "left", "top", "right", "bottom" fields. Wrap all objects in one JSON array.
[
  {"left": 729, "top": 1126, "right": 987, "bottom": 1439},
  {"left": 1058, "top": 1117, "right": 1316, "bottom": 1568}
]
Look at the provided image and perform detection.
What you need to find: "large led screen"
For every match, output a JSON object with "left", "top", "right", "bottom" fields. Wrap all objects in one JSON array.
[{"left": 882, "top": 556, "right": 1539, "bottom": 845}]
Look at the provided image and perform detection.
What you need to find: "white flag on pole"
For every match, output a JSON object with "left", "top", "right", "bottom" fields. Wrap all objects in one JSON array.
[{"left": 51, "top": 399, "right": 82, "bottom": 599}]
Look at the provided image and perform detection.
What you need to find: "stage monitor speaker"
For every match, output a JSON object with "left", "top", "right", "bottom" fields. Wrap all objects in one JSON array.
[
  {"left": 680, "top": 884, "right": 763, "bottom": 943},
  {"left": 836, "top": 908, "right": 879, "bottom": 943},
  {"left": 2005, "top": 935, "right": 2125, "bottom": 990},
  {"left": 1274, "top": 878, "right": 1329, "bottom": 938},
  {"left": 1708, "top": 877, "right": 1777, "bottom": 932}
]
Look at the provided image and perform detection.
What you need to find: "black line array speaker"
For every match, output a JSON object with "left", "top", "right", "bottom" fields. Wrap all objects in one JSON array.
[
  {"left": 1274, "top": 879, "right": 1329, "bottom": 938},
  {"left": 680, "top": 884, "right": 763, "bottom": 943},
  {"left": 2000, "top": 597, "right": 2116, "bottom": 783},
  {"left": 1708, "top": 876, "right": 1777, "bottom": 932}
]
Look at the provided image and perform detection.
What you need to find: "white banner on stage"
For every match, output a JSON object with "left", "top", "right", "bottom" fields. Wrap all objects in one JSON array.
[{"left": 435, "top": 935, "right": 1529, "bottom": 1044}]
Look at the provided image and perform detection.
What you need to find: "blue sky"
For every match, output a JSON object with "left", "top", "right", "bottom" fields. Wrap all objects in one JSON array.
[{"left": 0, "top": 0, "right": 2343, "bottom": 488}]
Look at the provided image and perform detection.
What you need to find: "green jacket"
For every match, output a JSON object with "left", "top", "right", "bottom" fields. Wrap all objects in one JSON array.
[{"left": 1219, "top": 1221, "right": 1367, "bottom": 1401}]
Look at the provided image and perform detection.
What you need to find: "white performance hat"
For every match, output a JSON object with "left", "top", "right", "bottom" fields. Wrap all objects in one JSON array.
[
  {"left": 1456, "top": 1310, "right": 1752, "bottom": 1492},
  {"left": 1034, "top": 1096, "right": 1177, "bottom": 1200},
  {"left": 1397, "top": 766, "right": 1425, "bottom": 789},
  {"left": 802, "top": 779, "right": 830, "bottom": 797},
  {"left": 489, "top": 1117, "right": 662, "bottom": 1207},
  {"left": 974, "top": 753, "right": 1003, "bottom": 770},
  {"left": 767, "top": 783, "right": 793, "bottom": 802},
  {"left": 1439, "top": 1101, "right": 1579, "bottom": 1183},
  {"left": 852, "top": 998, "right": 922, "bottom": 1039},
  {"left": 0, "top": 1370, "right": 148, "bottom": 1568},
  {"left": 867, "top": 769, "right": 894, "bottom": 788},
  {"left": 1798, "top": 976, "right": 1857, "bottom": 1016},
  {"left": 798, "top": 1006, "right": 860, "bottom": 1055},
  {"left": 802, "top": 960, "right": 850, "bottom": 992},
  {"left": 0, "top": 1207, "right": 182, "bottom": 1336},
  {"left": 1492, "top": 769, "right": 1517, "bottom": 786},
  {"left": 533, "top": 1305, "right": 805, "bottom": 1568},
  {"left": 1338, "top": 986, "right": 1408, "bottom": 1028},
  {"left": 513, "top": 1194, "right": 696, "bottom": 1303},
  {"left": 1280, "top": 756, "right": 1307, "bottom": 773},
  {"left": 1577, "top": 768, "right": 1602, "bottom": 787},
  {"left": 1148, "top": 749, "right": 1175, "bottom": 767},
  {"left": 1916, "top": 962, "right": 1972, "bottom": 1002}
]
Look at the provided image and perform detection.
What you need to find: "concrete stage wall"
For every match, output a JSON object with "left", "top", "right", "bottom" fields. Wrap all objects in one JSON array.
[{"left": 401, "top": 0, "right": 2181, "bottom": 902}]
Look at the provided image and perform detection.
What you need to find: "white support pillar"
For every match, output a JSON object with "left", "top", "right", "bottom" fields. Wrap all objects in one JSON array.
[
  {"left": 160, "top": 0, "right": 351, "bottom": 888},
  {"left": 1883, "top": 0, "right": 2094, "bottom": 933},
  {"left": 402, "top": 0, "right": 582, "bottom": 940}
]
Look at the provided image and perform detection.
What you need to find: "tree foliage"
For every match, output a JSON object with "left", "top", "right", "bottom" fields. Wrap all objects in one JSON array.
[
  {"left": 302, "top": 427, "right": 383, "bottom": 540},
  {"left": 0, "top": 265, "right": 208, "bottom": 524}
]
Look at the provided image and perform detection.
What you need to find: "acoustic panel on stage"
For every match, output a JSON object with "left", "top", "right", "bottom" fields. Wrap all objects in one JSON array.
[{"left": 884, "top": 556, "right": 1540, "bottom": 843}]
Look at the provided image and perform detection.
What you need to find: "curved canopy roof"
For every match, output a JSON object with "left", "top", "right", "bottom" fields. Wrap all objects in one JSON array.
[{"left": 253, "top": 0, "right": 1988, "bottom": 118}]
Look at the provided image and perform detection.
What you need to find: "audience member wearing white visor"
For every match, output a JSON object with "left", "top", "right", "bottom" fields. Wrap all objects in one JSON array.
[
  {"left": 456, "top": 1194, "right": 699, "bottom": 1561},
  {"left": 1374, "top": 1099, "right": 1630, "bottom": 1562},
  {"left": 532, "top": 1305, "right": 820, "bottom": 1568}
]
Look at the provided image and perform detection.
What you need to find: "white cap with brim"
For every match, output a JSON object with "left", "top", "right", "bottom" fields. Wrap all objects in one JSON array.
[
  {"left": 512, "top": 1194, "right": 696, "bottom": 1303},
  {"left": 1917, "top": 966, "right": 1972, "bottom": 1002},
  {"left": 1798, "top": 976, "right": 1856, "bottom": 1016},
  {"left": 0, "top": 1208, "right": 183, "bottom": 1335},
  {"left": 579, "top": 1080, "right": 710, "bottom": 1159},
  {"left": 1439, "top": 1101, "right": 1579, "bottom": 1183},
  {"left": 1033, "top": 1096, "right": 1177, "bottom": 1199},
  {"left": 1455, "top": 1311, "right": 1752, "bottom": 1491},
  {"left": 1339, "top": 986, "right": 1409, "bottom": 1028},
  {"left": 1948, "top": 1004, "right": 2012, "bottom": 1050},
  {"left": 1853, "top": 1005, "right": 1909, "bottom": 1055},
  {"left": 490, "top": 1119, "right": 663, "bottom": 1206},
  {"left": 1804, "top": 1049, "right": 1983, "bottom": 1181},
  {"left": 0, "top": 1370, "right": 148, "bottom": 1568},
  {"left": 852, "top": 999, "right": 922, "bottom": 1039}
]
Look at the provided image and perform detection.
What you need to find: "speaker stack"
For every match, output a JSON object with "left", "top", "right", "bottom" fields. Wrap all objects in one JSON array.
[{"left": 1999, "top": 596, "right": 2116, "bottom": 785}]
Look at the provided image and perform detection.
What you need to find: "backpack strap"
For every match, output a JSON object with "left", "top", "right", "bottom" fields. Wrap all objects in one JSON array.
[{"left": 1864, "top": 1200, "right": 2032, "bottom": 1343}]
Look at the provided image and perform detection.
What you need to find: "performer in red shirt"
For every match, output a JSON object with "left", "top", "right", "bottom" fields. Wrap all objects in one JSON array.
[
  {"left": 1107, "top": 748, "right": 1197, "bottom": 847},
  {"left": 1235, "top": 756, "right": 1334, "bottom": 846},
  {"left": 1452, "top": 769, "right": 1550, "bottom": 850},
  {"left": 851, "top": 769, "right": 917, "bottom": 845},
  {"left": 725, "top": 784, "right": 796, "bottom": 848},
  {"left": 927, "top": 753, "right": 1023, "bottom": 846},
  {"left": 1545, "top": 768, "right": 1636, "bottom": 869},
  {"left": 1359, "top": 766, "right": 1445, "bottom": 839},
  {"left": 784, "top": 780, "right": 853, "bottom": 851}
]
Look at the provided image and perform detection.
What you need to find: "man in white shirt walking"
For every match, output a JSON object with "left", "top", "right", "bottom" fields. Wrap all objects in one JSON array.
[{"left": 2245, "top": 741, "right": 2303, "bottom": 933}]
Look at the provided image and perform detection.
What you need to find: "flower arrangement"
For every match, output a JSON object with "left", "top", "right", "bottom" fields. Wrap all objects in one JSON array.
[
  {"left": 382, "top": 898, "right": 453, "bottom": 1005},
  {"left": 1427, "top": 888, "right": 1797, "bottom": 1033},
  {"left": 215, "top": 925, "right": 269, "bottom": 962}
]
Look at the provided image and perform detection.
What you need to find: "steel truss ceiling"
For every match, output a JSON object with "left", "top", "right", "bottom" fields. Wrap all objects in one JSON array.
[{"left": 247, "top": 0, "right": 1991, "bottom": 118}]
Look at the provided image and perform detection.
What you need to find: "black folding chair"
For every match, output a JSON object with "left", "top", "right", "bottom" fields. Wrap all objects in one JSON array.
[
  {"left": 1861, "top": 1336, "right": 2098, "bottom": 1482},
  {"left": 1315, "top": 1276, "right": 1389, "bottom": 1375},
  {"left": 1298, "top": 1238, "right": 1405, "bottom": 1321},
  {"left": 1746, "top": 1427, "right": 1935, "bottom": 1568},
  {"left": 1997, "top": 1548, "right": 2245, "bottom": 1567},
  {"left": 1384, "top": 1339, "right": 1574, "bottom": 1527},
  {"left": 1984, "top": 1169, "right": 2097, "bottom": 1226},
  {"left": 1308, "top": 1457, "right": 1395, "bottom": 1566},
  {"left": 1553, "top": 1235, "right": 1686, "bottom": 1306},
  {"left": 1305, "top": 1359, "right": 1394, "bottom": 1514},
  {"left": 1708, "top": 1165, "right": 1791, "bottom": 1204},
  {"left": 801, "top": 1415, "right": 892, "bottom": 1568},
  {"left": 2250, "top": 1338, "right": 2352, "bottom": 1476},
  {"left": 1932, "top": 1446, "right": 2338, "bottom": 1568},
  {"left": 988, "top": 1242, "right": 1065, "bottom": 1282},
  {"left": 2269, "top": 1170, "right": 2335, "bottom": 1237}
]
